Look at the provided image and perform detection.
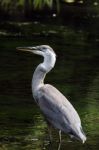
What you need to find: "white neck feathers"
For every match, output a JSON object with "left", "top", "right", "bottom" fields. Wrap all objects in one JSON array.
[
  {"left": 42, "top": 53, "right": 56, "bottom": 72},
  {"left": 32, "top": 52, "right": 56, "bottom": 92}
]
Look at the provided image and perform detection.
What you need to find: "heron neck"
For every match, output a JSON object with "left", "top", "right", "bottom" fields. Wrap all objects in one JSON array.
[
  {"left": 32, "top": 64, "right": 46, "bottom": 92},
  {"left": 32, "top": 54, "right": 56, "bottom": 92}
]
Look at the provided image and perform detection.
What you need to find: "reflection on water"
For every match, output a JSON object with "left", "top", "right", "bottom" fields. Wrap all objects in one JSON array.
[{"left": 0, "top": 24, "right": 99, "bottom": 150}]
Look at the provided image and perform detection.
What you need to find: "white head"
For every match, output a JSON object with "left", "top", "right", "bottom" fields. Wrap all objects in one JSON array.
[{"left": 17, "top": 45, "right": 56, "bottom": 72}]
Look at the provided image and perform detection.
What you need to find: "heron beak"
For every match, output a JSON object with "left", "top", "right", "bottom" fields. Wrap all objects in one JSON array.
[
  {"left": 17, "top": 46, "right": 44, "bottom": 56},
  {"left": 16, "top": 47, "right": 37, "bottom": 53}
]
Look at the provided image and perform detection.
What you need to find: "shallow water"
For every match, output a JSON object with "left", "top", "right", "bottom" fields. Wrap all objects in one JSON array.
[{"left": 0, "top": 24, "right": 99, "bottom": 150}]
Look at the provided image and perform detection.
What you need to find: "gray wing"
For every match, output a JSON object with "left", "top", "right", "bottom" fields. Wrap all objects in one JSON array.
[{"left": 35, "top": 84, "right": 81, "bottom": 133}]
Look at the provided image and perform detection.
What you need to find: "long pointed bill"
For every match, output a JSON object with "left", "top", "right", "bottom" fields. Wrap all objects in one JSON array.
[
  {"left": 16, "top": 47, "right": 37, "bottom": 53},
  {"left": 17, "top": 46, "right": 44, "bottom": 56}
]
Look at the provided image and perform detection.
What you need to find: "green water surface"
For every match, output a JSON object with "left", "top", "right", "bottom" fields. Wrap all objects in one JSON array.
[{"left": 0, "top": 23, "right": 99, "bottom": 150}]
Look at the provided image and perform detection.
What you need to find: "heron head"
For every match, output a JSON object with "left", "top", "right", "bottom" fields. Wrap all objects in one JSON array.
[
  {"left": 17, "top": 45, "right": 56, "bottom": 58},
  {"left": 17, "top": 45, "right": 56, "bottom": 71}
]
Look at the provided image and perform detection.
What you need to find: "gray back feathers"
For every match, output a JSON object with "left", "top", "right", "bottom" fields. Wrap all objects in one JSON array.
[{"left": 34, "top": 84, "right": 81, "bottom": 133}]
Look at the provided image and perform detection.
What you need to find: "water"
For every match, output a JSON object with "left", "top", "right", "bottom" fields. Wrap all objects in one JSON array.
[{"left": 0, "top": 23, "right": 99, "bottom": 150}]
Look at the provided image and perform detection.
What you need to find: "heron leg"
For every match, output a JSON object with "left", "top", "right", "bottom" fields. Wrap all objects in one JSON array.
[
  {"left": 59, "top": 130, "right": 61, "bottom": 143},
  {"left": 58, "top": 142, "right": 61, "bottom": 150},
  {"left": 47, "top": 122, "right": 53, "bottom": 143},
  {"left": 57, "top": 130, "right": 62, "bottom": 150}
]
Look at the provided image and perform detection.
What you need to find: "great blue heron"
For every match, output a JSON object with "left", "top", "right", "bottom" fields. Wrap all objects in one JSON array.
[{"left": 17, "top": 45, "right": 86, "bottom": 144}]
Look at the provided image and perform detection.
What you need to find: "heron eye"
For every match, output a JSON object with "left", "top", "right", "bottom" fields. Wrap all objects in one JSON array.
[
  {"left": 43, "top": 47, "right": 46, "bottom": 50},
  {"left": 41, "top": 47, "right": 46, "bottom": 52}
]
